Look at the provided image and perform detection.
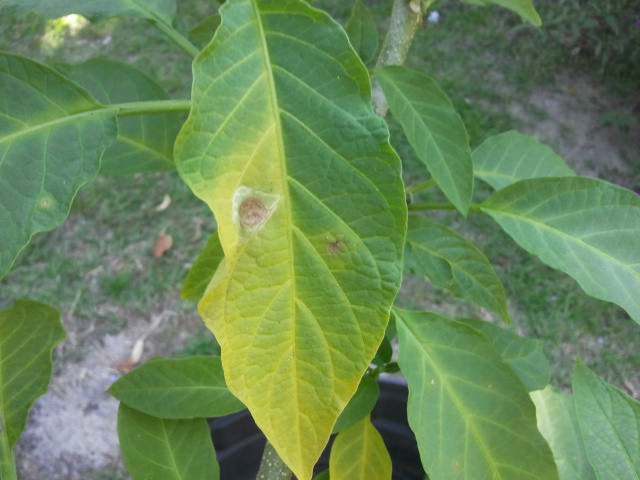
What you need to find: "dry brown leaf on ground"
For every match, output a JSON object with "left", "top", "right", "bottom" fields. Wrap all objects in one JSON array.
[
  {"left": 154, "top": 194, "right": 171, "bottom": 211},
  {"left": 153, "top": 231, "right": 173, "bottom": 258}
]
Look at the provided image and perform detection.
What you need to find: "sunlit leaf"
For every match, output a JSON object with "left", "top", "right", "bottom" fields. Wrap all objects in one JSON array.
[
  {"left": 473, "top": 131, "right": 575, "bottom": 190},
  {"left": 395, "top": 309, "right": 559, "bottom": 480},
  {"left": 404, "top": 215, "right": 509, "bottom": 323},
  {"left": 174, "top": 0, "right": 406, "bottom": 478},
  {"left": 346, "top": 0, "right": 378, "bottom": 64},
  {"left": 0, "top": 300, "right": 65, "bottom": 447},
  {"left": 181, "top": 231, "right": 224, "bottom": 300},
  {"left": 573, "top": 359, "right": 640, "bottom": 480},
  {"left": 329, "top": 415, "right": 392, "bottom": 480},
  {"left": 531, "top": 385, "right": 596, "bottom": 480},
  {"left": 376, "top": 66, "right": 473, "bottom": 215},
  {"left": 69, "top": 58, "right": 183, "bottom": 175},
  {"left": 0, "top": 53, "right": 116, "bottom": 279},
  {"left": 118, "top": 404, "right": 219, "bottom": 480},
  {"left": 457, "top": 317, "right": 549, "bottom": 391},
  {"left": 4, "top": 0, "right": 176, "bottom": 22},
  {"left": 460, "top": 0, "right": 541, "bottom": 26},
  {"left": 481, "top": 177, "right": 640, "bottom": 325},
  {"left": 108, "top": 355, "right": 244, "bottom": 419}
]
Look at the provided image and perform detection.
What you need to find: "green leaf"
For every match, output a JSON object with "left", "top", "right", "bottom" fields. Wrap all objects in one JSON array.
[
  {"left": 395, "top": 309, "right": 559, "bottom": 480},
  {"left": 181, "top": 231, "right": 224, "bottom": 301},
  {"left": 4, "top": 0, "right": 176, "bottom": 22},
  {"left": 314, "top": 471, "right": 330, "bottom": 480},
  {"left": 530, "top": 385, "right": 596, "bottom": 480},
  {"left": 332, "top": 376, "right": 380, "bottom": 434},
  {"left": 481, "top": 177, "right": 640, "bottom": 325},
  {"left": 329, "top": 415, "right": 392, "bottom": 480},
  {"left": 108, "top": 355, "right": 244, "bottom": 419},
  {"left": 0, "top": 300, "right": 65, "bottom": 448},
  {"left": 457, "top": 317, "right": 550, "bottom": 391},
  {"left": 69, "top": 59, "right": 183, "bottom": 175},
  {"left": 572, "top": 359, "right": 640, "bottom": 480},
  {"left": 174, "top": 0, "right": 406, "bottom": 478},
  {"left": 0, "top": 53, "right": 117, "bottom": 279},
  {"left": 188, "top": 14, "right": 222, "bottom": 48},
  {"left": 376, "top": 65, "right": 473, "bottom": 215},
  {"left": 473, "top": 131, "right": 575, "bottom": 190},
  {"left": 404, "top": 215, "right": 509, "bottom": 323},
  {"left": 345, "top": 0, "right": 378, "bottom": 64},
  {"left": 460, "top": 0, "right": 541, "bottom": 26},
  {"left": 118, "top": 404, "right": 219, "bottom": 480}
]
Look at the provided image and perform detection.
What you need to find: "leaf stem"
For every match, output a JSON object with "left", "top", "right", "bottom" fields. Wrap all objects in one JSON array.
[
  {"left": 408, "top": 202, "right": 482, "bottom": 213},
  {"left": 146, "top": 15, "right": 200, "bottom": 58},
  {"left": 256, "top": 441, "right": 292, "bottom": 480},
  {"left": 0, "top": 427, "right": 17, "bottom": 480},
  {"left": 406, "top": 178, "right": 436, "bottom": 195},
  {"left": 108, "top": 99, "right": 192, "bottom": 117}
]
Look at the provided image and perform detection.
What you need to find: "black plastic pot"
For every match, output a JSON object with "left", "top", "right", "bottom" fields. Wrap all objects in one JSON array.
[{"left": 208, "top": 377, "right": 425, "bottom": 480}]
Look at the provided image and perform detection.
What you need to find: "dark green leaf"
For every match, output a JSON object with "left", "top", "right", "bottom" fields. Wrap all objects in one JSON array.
[
  {"left": 5, "top": 0, "right": 176, "bottom": 22},
  {"left": 460, "top": 0, "right": 541, "bottom": 26},
  {"left": 376, "top": 66, "right": 473, "bottom": 215},
  {"left": 109, "top": 355, "right": 244, "bottom": 418},
  {"left": 346, "top": 0, "right": 378, "bottom": 64},
  {"left": 69, "top": 58, "right": 183, "bottom": 175},
  {"left": 0, "top": 53, "right": 117, "bottom": 279},
  {"left": 573, "top": 359, "right": 640, "bottom": 480},
  {"left": 188, "top": 14, "right": 222, "bottom": 48},
  {"left": 481, "top": 177, "right": 640, "bottom": 326},
  {"left": 332, "top": 376, "right": 380, "bottom": 434},
  {"left": 395, "top": 309, "right": 559, "bottom": 480},
  {"left": 473, "top": 131, "right": 575, "bottom": 190},
  {"left": 181, "top": 231, "right": 224, "bottom": 301},
  {"left": 118, "top": 404, "right": 219, "bottom": 480},
  {"left": 0, "top": 300, "right": 65, "bottom": 447},
  {"left": 457, "top": 317, "right": 550, "bottom": 391},
  {"left": 404, "top": 215, "right": 509, "bottom": 323}
]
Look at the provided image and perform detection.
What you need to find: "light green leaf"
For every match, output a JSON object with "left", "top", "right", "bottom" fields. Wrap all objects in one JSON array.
[
  {"left": 573, "top": 359, "right": 640, "bottom": 480},
  {"left": 4, "top": 0, "right": 176, "bottom": 22},
  {"left": 395, "top": 309, "right": 559, "bottom": 480},
  {"left": 457, "top": 317, "right": 550, "bottom": 391},
  {"left": 181, "top": 231, "right": 224, "bottom": 301},
  {"left": 69, "top": 58, "right": 183, "bottom": 175},
  {"left": 473, "top": 131, "right": 575, "bottom": 190},
  {"left": 332, "top": 376, "right": 380, "bottom": 434},
  {"left": 118, "top": 404, "right": 219, "bottom": 480},
  {"left": 329, "top": 415, "right": 392, "bottom": 480},
  {"left": 0, "top": 53, "right": 117, "bottom": 279},
  {"left": 481, "top": 177, "right": 640, "bottom": 325},
  {"left": 188, "top": 14, "right": 222, "bottom": 48},
  {"left": 0, "top": 300, "right": 65, "bottom": 448},
  {"left": 346, "top": 0, "right": 378, "bottom": 64},
  {"left": 174, "top": 0, "right": 406, "bottom": 478},
  {"left": 376, "top": 66, "right": 473, "bottom": 215},
  {"left": 404, "top": 215, "right": 509, "bottom": 323},
  {"left": 108, "top": 356, "right": 244, "bottom": 419},
  {"left": 531, "top": 385, "right": 596, "bottom": 480},
  {"left": 460, "top": 0, "right": 541, "bottom": 26}
]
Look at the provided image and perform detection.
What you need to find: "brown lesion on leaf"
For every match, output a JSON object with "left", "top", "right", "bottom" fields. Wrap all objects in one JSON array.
[
  {"left": 327, "top": 239, "right": 346, "bottom": 254},
  {"left": 239, "top": 197, "right": 268, "bottom": 228},
  {"left": 232, "top": 186, "right": 280, "bottom": 232}
]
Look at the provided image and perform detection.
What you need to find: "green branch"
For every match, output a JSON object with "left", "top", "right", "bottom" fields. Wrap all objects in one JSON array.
[
  {"left": 108, "top": 99, "right": 192, "bottom": 117},
  {"left": 149, "top": 17, "right": 200, "bottom": 58},
  {"left": 408, "top": 202, "right": 482, "bottom": 213}
]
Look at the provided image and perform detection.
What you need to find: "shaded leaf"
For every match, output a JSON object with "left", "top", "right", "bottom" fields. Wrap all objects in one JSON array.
[
  {"left": 181, "top": 231, "right": 224, "bottom": 301},
  {"left": 376, "top": 65, "right": 473, "bottom": 215},
  {"left": 460, "top": 0, "right": 541, "bottom": 26},
  {"left": 109, "top": 356, "right": 244, "bottom": 419},
  {"left": 5, "top": 0, "right": 176, "bottom": 22},
  {"left": 330, "top": 415, "right": 392, "bottom": 480},
  {"left": 188, "top": 14, "right": 222, "bottom": 48},
  {"left": 346, "top": 0, "right": 378, "bottom": 64},
  {"left": 473, "top": 131, "right": 575, "bottom": 190},
  {"left": 69, "top": 59, "right": 183, "bottom": 175},
  {"left": 404, "top": 215, "right": 509, "bottom": 323},
  {"left": 395, "top": 309, "right": 558, "bottom": 480},
  {"left": 118, "top": 404, "right": 219, "bottom": 480},
  {"left": 531, "top": 385, "right": 596, "bottom": 480},
  {"left": 573, "top": 359, "right": 640, "bottom": 480},
  {"left": 174, "top": 0, "right": 406, "bottom": 478},
  {"left": 481, "top": 177, "right": 640, "bottom": 325},
  {"left": 0, "top": 53, "right": 117, "bottom": 279},
  {"left": 0, "top": 300, "right": 65, "bottom": 447},
  {"left": 332, "top": 376, "right": 380, "bottom": 434},
  {"left": 457, "top": 317, "right": 549, "bottom": 391}
]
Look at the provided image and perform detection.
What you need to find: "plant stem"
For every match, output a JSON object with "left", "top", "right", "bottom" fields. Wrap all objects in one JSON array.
[
  {"left": 0, "top": 427, "right": 17, "bottom": 480},
  {"left": 408, "top": 202, "right": 482, "bottom": 213},
  {"left": 406, "top": 178, "right": 436, "bottom": 194},
  {"left": 109, "top": 99, "right": 192, "bottom": 117},
  {"left": 256, "top": 441, "right": 292, "bottom": 480},
  {"left": 147, "top": 14, "right": 200, "bottom": 58},
  {"left": 372, "top": 0, "right": 427, "bottom": 115}
]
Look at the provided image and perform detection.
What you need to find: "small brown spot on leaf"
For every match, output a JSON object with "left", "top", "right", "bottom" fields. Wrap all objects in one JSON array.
[
  {"left": 328, "top": 240, "right": 345, "bottom": 254},
  {"left": 239, "top": 197, "right": 268, "bottom": 228}
]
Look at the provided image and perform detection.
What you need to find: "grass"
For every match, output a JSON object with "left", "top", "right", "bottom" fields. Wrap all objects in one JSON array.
[{"left": 1, "top": 0, "right": 638, "bottom": 401}]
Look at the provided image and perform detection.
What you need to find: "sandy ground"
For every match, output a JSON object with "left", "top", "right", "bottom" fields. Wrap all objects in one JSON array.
[{"left": 12, "top": 72, "right": 640, "bottom": 479}]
